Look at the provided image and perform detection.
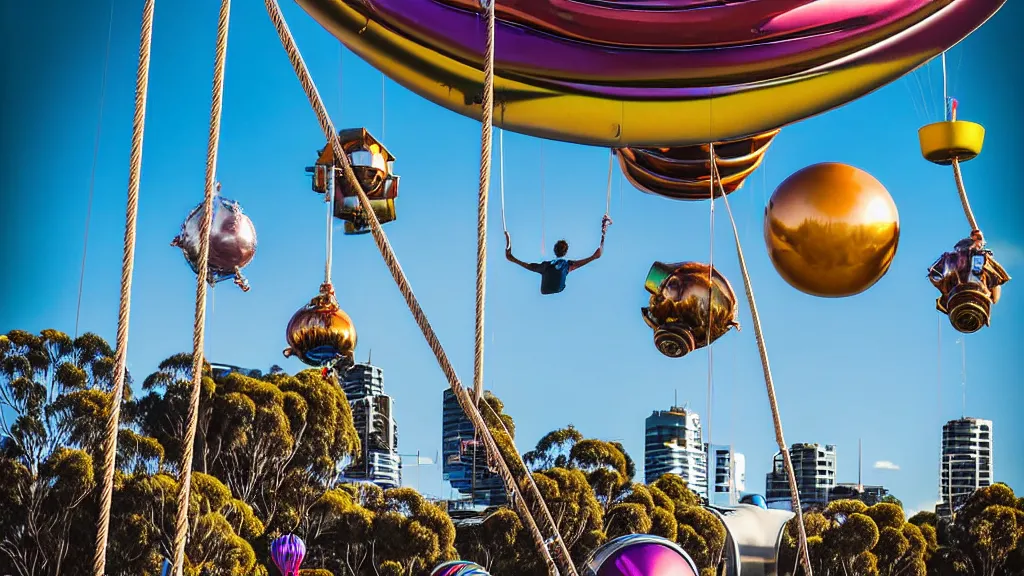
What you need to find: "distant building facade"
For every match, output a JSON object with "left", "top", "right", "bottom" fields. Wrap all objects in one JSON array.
[
  {"left": 937, "top": 417, "right": 993, "bottom": 518},
  {"left": 765, "top": 443, "right": 836, "bottom": 510},
  {"left": 339, "top": 363, "right": 402, "bottom": 489},
  {"left": 828, "top": 483, "right": 889, "bottom": 506},
  {"left": 707, "top": 444, "right": 746, "bottom": 507},
  {"left": 441, "top": 389, "right": 507, "bottom": 506},
  {"left": 209, "top": 363, "right": 262, "bottom": 379},
  {"left": 645, "top": 407, "right": 708, "bottom": 496}
]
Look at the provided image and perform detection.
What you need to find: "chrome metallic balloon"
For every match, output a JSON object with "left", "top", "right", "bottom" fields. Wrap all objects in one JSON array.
[
  {"left": 928, "top": 233, "right": 1011, "bottom": 334},
  {"left": 307, "top": 128, "right": 399, "bottom": 235},
  {"left": 171, "top": 188, "right": 257, "bottom": 292},
  {"left": 764, "top": 163, "right": 899, "bottom": 298},
  {"left": 283, "top": 283, "right": 357, "bottom": 368},
  {"left": 617, "top": 130, "right": 779, "bottom": 201},
  {"left": 431, "top": 561, "right": 491, "bottom": 576},
  {"left": 583, "top": 534, "right": 700, "bottom": 576},
  {"left": 642, "top": 262, "right": 740, "bottom": 359}
]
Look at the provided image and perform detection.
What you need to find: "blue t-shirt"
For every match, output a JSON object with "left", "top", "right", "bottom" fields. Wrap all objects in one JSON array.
[{"left": 538, "top": 259, "right": 573, "bottom": 294}]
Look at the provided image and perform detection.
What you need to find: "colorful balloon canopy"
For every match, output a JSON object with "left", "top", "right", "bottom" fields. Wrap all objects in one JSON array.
[
  {"left": 430, "top": 560, "right": 491, "bottom": 576},
  {"left": 296, "top": 0, "right": 1005, "bottom": 147},
  {"left": 171, "top": 191, "right": 257, "bottom": 292},
  {"left": 583, "top": 534, "right": 700, "bottom": 576},
  {"left": 270, "top": 534, "right": 306, "bottom": 576},
  {"left": 642, "top": 261, "right": 740, "bottom": 359}
]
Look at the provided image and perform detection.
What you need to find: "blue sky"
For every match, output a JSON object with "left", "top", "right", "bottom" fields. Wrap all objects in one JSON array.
[{"left": 2, "top": 1, "right": 1021, "bottom": 517}]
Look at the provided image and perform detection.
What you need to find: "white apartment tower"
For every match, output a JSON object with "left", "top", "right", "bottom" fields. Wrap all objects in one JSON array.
[
  {"left": 707, "top": 443, "right": 746, "bottom": 507},
  {"left": 938, "top": 417, "right": 993, "bottom": 518},
  {"left": 645, "top": 407, "right": 708, "bottom": 496},
  {"left": 765, "top": 443, "right": 837, "bottom": 510}
]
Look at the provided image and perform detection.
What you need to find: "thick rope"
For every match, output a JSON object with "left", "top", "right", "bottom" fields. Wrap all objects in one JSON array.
[
  {"left": 171, "top": 0, "right": 231, "bottom": 573},
  {"left": 948, "top": 104, "right": 981, "bottom": 233},
  {"left": 713, "top": 160, "right": 813, "bottom": 576},
  {"left": 91, "top": 1, "right": 155, "bottom": 574},
  {"left": 76, "top": 0, "right": 115, "bottom": 341},
  {"left": 472, "top": 0, "right": 496, "bottom": 405},
  {"left": 262, "top": 4, "right": 573, "bottom": 574}
]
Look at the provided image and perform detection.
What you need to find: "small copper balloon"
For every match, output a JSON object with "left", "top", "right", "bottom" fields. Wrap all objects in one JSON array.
[
  {"left": 928, "top": 233, "right": 1011, "bottom": 333},
  {"left": 764, "top": 162, "right": 899, "bottom": 298},
  {"left": 283, "top": 283, "right": 357, "bottom": 367},
  {"left": 171, "top": 187, "right": 257, "bottom": 292},
  {"left": 617, "top": 130, "right": 779, "bottom": 201},
  {"left": 641, "top": 261, "right": 740, "bottom": 358}
]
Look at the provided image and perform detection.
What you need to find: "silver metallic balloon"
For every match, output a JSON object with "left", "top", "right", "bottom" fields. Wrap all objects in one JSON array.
[{"left": 171, "top": 187, "right": 257, "bottom": 292}]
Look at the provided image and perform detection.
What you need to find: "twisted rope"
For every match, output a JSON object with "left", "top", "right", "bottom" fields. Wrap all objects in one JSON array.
[
  {"left": 262, "top": 3, "right": 573, "bottom": 574},
  {"left": 947, "top": 105, "right": 980, "bottom": 234},
  {"left": 171, "top": 0, "right": 232, "bottom": 573},
  {"left": 713, "top": 160, "right": 813, "bottom": 576},
  {"left": 92, "top": 1, "right": 155, "bottom": 574},
  {"left": 473, "top": 0, "right": 496, "bottom": 405}
]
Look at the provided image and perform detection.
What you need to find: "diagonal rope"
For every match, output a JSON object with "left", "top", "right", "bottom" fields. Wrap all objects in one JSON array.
[
  {"left": 92, "top": 1, "right": 155, "bottom": 574},
  {"left": 171, "top": 0, "right": 231, "bottom": 573},
  {"left": 712, "top": 159, "right": 812, "bottom": 576},
  {"left": 76, "top": 0, "right": 115, "bottom": 341},
  {"left": 262, "top": 3, "right": 573, "bottom": 574},
  {"left": 472, "top": 0, "right": 496, "bottom": 405}
]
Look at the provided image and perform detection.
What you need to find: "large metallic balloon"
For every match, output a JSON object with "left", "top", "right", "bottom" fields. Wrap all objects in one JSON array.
[
  {"left": 764, "top": 163, "right": 899, "bottom": 298},
  {"left": 583, "top": 534, "right": 700, "bottom": 576},
  {"left": 618, "top": 130, "right": 779, "bottom": 201},
  {"left": 270, "top": 534, "right": 305, "bottom": 576},
  {"left": 928, "top": 234, "right": 1011, "bottom": 333},
  {"left": 642, "top": 262, "right": 740, "bottom": 359},
  {"left": 283, "top": 283, "right": 357, "bottom": 368},
  {"left": 431, "top": 561, "right": 491, "bottom": 576},
  {"left": 307, "top": 128, "right": 399, "bottom": 235},
  {"left": 296, "top": 0, "right": 1004, "bottom": 147},
  {"left": 171, "top": 189, "right": 257, "bottom": 292}
]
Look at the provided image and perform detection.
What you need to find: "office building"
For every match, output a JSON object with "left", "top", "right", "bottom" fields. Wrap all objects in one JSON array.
[
  {"left": 827, "top": 483, "right": 889, "bottom": 506},
  {"left": 209, "top": 363, "right": 262, "bottom": 379},
  {"left": 765, "top": 443, "right": 836, "bottom": 510},
  {"left": 339, "top": 362, "right": 402, "bottom": 489},
  {"left": 644, "top": 406, "right": 708, "bottom": 496},
  {"left": 937, "top": 417, "right": 993, "bottom": 518},
  {"left": 441, "top": 388, "right": 507, "bottom": 506},
  {"left": 707, "top": 444, "right": 746, "bottom": 507}
]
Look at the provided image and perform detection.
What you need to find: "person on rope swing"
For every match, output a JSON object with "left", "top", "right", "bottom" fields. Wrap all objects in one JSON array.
[{"left": 505, "top": 215, "right": 612, "bottom": 295}]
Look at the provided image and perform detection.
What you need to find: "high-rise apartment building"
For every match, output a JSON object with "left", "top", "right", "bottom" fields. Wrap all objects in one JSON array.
[
  {"left": 765, "top": 443, "right": 836, "bottom": 510},
  {"left": 644, "top": 407, "right": 708, "bottom": 496},
  {"left": 441, "top": 389, "right": 507, "bottom": 506},
  {"left": 706, "top": 443, "right": 746, "bottom": 507},
  {"left": 339, "top": 363, "right": 402, "bottom": 489},
  {"left": 937, "top": 417, "right": 993, "bottom": 518}
]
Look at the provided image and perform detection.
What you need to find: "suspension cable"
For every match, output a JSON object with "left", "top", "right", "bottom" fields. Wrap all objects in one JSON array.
[
  {"left": 713, "top": 159, "right": 813, "bottom": 576},
  {"left": 91, "top": 1, "right": 155, "bottom": 574},
  {"left": 499, "top": 128, "right": 507, "bottom": 233},
  {"left": 171, "top": 0, "right": 232, "bottom": 573},
  {"left": 705, "top": 144, "right": 717, "bottom": 501},
  {"left": 262, "top": 3, "right": 572, "bottom": 574}
]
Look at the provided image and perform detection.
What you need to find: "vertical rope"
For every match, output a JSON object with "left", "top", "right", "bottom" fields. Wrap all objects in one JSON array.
[
  {"left": 381, "top": 72, "right": 386, "bottom": 140},
  {"left": 947, "top": 102, "right": 981, "bottom": 233},
  {"left": 472, "top": 0, "right": 496, "bottom": 405},
  {"left": 705, "top": 144, "right": 717, "bottom": 503},
  {"left": 91, "top": 1, "right": 155, "bottom": 574},
  {"left": 76, "top": 0, "right": 115, "bottom": 341},
  {"left": 604, "top": 149, "right": 614, "bottom": 216},
  {"left": 171, "top": 0, "right": 231, "bottom": 573},
  {"left": 539, "top": 142, "right": 546, "bottom": 256},
  {"left": 261, "top": 3, "right": 573, "bottom": 574},
  {"left": 325, "top": 167, "right": 335, "bottom": 284},
  {"left": 713, "top": 160, "right": 812, "bottom": 576},
  {"left": 499, "top": 128, "right": 507, "bottom": 233}
]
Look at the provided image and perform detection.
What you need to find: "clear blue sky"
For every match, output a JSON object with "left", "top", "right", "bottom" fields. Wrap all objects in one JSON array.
[{"left": 2, "top": 1, "right": 1021, "bottom": 517}]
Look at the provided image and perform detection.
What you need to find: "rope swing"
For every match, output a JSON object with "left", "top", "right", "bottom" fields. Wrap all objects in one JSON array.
[{"left": 92, "top": 1, "right": 156, "bottom": 574}]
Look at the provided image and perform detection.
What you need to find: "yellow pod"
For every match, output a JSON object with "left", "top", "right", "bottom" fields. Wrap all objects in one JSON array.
[{"left": 918, "top": 120, "right": 985, "bottom": 165}]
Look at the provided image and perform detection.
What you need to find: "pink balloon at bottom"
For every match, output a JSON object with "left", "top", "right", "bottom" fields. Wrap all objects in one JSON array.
[{"left": 585, "top": 535, "right": 700, "bottom": 576}]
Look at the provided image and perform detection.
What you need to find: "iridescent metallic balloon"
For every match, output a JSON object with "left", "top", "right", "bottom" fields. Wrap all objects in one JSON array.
[
  {"left": 283, "top": 283, "right": 357, "bottom": 368},
  {"left": 928, "top": 233, "right": 1011, "bottom": 334},
  {"left": 618, "top": 130, "right": 779, "bottom": 201},
  {"left": 642, "top": 262, "right": 740, "bottom": 359},
  {"left": 764, "top": 163, "right": 899, "bottom": 298},
  {"left": 431, "top": 561, "right": 491, "bottom": 576},
  {"left": 583, "top": 534, "right": 700, "bottom": 576},
  {"left": 270, "top": 534, "right": 306, "bottom": 576},
  {"left": 171, "top": 187, "right": 257, "bottom": 292}
]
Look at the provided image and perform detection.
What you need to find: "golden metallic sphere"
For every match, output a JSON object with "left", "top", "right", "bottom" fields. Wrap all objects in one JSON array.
[
  {"left": 764, "top": 163, "right": 900, "bottom": 298},
  {"left": 283, "top": 283, "right": 357, "bottom": 367}
]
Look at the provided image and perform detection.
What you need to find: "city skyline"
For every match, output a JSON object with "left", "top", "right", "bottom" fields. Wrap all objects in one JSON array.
[{"left": 2, "top": 0, "right": 1022, "bottom": 517}]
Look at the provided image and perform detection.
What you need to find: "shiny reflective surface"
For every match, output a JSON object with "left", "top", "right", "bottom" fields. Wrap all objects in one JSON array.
[
  {"left": 642, "top": 262, "right": 739, "bottom": 358},
  {"left": 309, "top": 128, "right": 400, "bottom": 229},
  {"left": 296, "top": 0, "right": 1004, "bottom": 146},
  {"left": 283, "top": 283, "right": 357, "bottom": 367},
  {"left": 764, "top": 163, "right": 899, "bottom": 298},
  {"left": 618, "top": 130, "right": 778, "bottom": 200},
  {"left": 583, "top": 534, "right": 700, "bottom": 576},
  {"left": 171, "top": 193, "right": 257, "bottom": 292},
  {"left": 431, "top": 561, "right": 491, "bottom": 576},
  {"left": 928, "top": 235, "right": 1011, "bottom": 333}
]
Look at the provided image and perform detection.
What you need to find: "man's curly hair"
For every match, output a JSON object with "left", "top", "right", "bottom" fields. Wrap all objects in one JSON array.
[{"left": 554, "top": 240, "right": 569, "bottom": 258}]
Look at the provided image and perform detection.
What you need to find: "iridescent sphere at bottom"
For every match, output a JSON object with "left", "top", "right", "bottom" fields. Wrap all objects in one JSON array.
[
  {"left": 430, "top": 560, "right": 490, "bottom": 576},
  {"left": 585, "top": 535, "right": 699, "bottom": 576}
]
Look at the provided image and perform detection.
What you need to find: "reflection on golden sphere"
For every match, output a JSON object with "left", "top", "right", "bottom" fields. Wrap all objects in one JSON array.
[
  {"left": 641, "top": 261, "right": 740, "bottom": 358},
  {"left": 283, "top": 283, "right": 357, "bottom": 367},
  {"left": 764, "top": 163, "right": 899, "bottom": 298}
]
